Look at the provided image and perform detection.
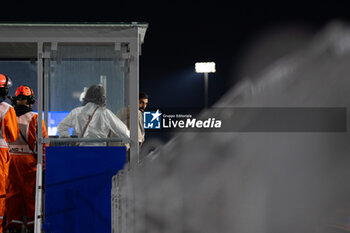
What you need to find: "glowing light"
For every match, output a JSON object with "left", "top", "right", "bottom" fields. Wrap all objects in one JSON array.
[{"left": 195, "top": 62, "right": 216, "bottom": 73}]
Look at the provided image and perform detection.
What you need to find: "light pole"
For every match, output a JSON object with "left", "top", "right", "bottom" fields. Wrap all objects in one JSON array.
[{"left": 195, "top": 62, "right": 216, "bottom": 108}]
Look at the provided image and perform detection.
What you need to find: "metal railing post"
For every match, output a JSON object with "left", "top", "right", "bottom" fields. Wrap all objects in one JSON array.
[{"left": 34, "top": 41, "right": 44, "bottom": 233}]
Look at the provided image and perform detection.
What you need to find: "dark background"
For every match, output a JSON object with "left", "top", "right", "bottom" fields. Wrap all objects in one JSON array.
[{"left": 1, "top": 3, "right": 348, "bottom": 110}]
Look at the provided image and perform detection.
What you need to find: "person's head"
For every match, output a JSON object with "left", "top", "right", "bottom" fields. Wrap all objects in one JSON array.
[
  {"left": 83, "top": 85, "right": 106, "bottom": 107},
  {"left": 0, "top": 74, "right": 12, "bottom": 98},
  {"left": 13, "top": 85, "right": 35, "bottom": 107},
  {"left": 139, "top": 92, "right": 149, "bottom": 112}
]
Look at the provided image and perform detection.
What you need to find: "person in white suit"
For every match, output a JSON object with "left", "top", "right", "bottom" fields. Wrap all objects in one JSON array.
[{"left": 57, "top": 84, "right": 129, "bottom": 146}]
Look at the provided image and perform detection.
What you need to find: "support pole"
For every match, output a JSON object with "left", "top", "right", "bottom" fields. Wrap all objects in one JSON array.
[
  {"left": 129, "top": 29, "right": 140, "bottom": 165},
  {"left": 34, "top": 41, "right": 44, "bottom": 233},
  {"left": 204, "top": 72, "right": 208, "bottom": 109}
]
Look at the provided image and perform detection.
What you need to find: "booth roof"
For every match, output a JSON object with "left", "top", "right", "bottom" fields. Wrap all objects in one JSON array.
[{"left": 0, "top": 22, "right": 148, "bottom": 59}]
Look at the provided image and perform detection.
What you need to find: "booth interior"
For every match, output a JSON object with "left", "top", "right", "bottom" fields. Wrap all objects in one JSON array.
[
  {"left": 0, "top": 41, "right": 130, "bottom": 136},
  {"left": 0, "top": 23, "right": 148, "bottom": 233}
]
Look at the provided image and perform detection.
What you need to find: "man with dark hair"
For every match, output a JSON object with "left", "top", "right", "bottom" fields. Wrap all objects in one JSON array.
[
  {"left": 82, "top": 85, "right": 106, "bottom": 107},
  {"left": 139, "top": 92, "right": 149, "bottom": 111},
  {"left": 114, "top": 92, "right": 149, "bottom": 148},
  {"left": 138, "top": 92, "right": 149, "bottom": 146},
  {"left": 113, "top": 91, "right": 149, "bottom": 150},
  {"left": 57, "top": 84, "right": 129, "bottom": 146}
]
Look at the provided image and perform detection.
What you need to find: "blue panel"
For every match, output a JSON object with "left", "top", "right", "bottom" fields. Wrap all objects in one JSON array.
[
  {"left": 45, "top": 147, "right": 126, "bottom": 233},
  {"left": 33, "top": 111, "right": 71, "bottom": 136},
  {"left": 47, "top": 111, "right": 71, "bottom": 136}
]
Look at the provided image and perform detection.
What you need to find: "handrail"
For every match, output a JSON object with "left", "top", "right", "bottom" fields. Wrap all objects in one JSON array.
[{"left": 41, "top": 137, "right": 131, "bottom": 144}]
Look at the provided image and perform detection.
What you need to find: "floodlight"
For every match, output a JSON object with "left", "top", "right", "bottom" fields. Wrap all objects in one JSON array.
[
  {"left": 195, "top": 62, "right": 216, "bottom": 73},
  {"left": 195, "top": 62, "right": 216, "bottom": 108}
]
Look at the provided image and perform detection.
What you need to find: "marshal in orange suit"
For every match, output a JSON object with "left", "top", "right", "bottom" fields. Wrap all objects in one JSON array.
[
  {"left": 6, "top": 85, "right": 47, "bottom": 233},
  {"left": 0, "top": 74, "right": 19, "bottom": 233}
]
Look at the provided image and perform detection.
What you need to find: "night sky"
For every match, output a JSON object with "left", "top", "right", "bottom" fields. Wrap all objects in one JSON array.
[{"left": 1, "top": 3, "right": 349, "bottom": 109}]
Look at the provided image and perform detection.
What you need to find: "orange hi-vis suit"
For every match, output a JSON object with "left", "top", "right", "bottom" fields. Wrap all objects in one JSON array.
[
  {"left": 6, "top": 111, "right": 47, "bottom": 230},
  {"left": 0, "top": 102, "right": 19, "bottom": 233}
]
